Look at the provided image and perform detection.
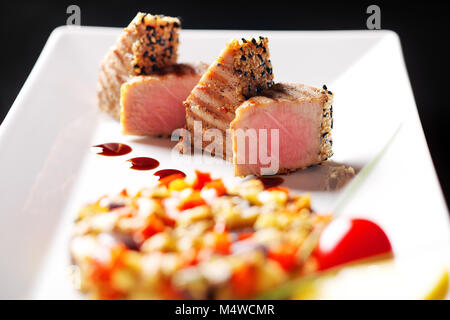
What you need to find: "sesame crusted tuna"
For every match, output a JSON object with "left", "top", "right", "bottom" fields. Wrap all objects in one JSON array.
[
  {"left": 230, "top": 83, "right": 333, "bottom": 176},
  {"left": 98, "top": 12, "right": 181, "bottom": 119},
  {"left": 178, "top": 37, "right": 274, "bottom": 159}
]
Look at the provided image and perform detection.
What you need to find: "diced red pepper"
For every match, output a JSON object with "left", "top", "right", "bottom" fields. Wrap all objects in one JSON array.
[
  {"left": 177, "top": 191, "right": 206, "bottom": 211},
  {"left": 161, "top": 216, "right": 176, "bottom": 228},
  {"left": 237, "top": 231, "right": 254, "bottom": 241},
  {"left": 133, "top": 215, "right": 165, "bottom": 244},
  {"left": 180, "top": 248, "right": 200, "bottom": 267},
  {"left": 204, "top": 179, "right": 227, "bottom": 196},
  {"left": 158, "top": 173, "right": 186, "bottom": 187},
  {"left": 267, "top": 243, "right": 299, "bottom": 272},
  {"left": 159, "top": 280, "right": 186, "bottom": 300},
  {"left": 120, "top": 188, "right": 128, "bottom": 197},
  {"left": 90, "top": 245, "right": 127, "bottom": 300},
  {"left": 192, "top": 170, "right": 212, "bottom": 190},
  {"left": 213, "top": 232, "right": 232, "bottom": 255},
  {"left": 231, "top": 264, "right": 257, "bottom": 299}
]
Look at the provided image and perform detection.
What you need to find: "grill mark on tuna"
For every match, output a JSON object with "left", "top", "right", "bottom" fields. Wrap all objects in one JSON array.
[
  {"left": 188, "top": 106, "right": 231, "bottom": 130},
  {"left": 197, "top": 85, "right": 235, "bottom": 109},
  {"left": 188, "top": 87, "right": 234, "bottom": 118},
  {"left": 181, "top": 37, "right": 274, "bottom": 159}
]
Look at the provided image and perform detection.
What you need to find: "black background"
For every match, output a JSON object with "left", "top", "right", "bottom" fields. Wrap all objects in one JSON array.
[{"left": 1, "top": 0, "right": 449, "bottom": 206}]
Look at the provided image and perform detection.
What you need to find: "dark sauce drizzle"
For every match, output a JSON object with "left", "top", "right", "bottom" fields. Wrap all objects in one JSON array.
[
  {"left": 93, "top": 143, "right": 132, "bottom": 156},
  {"left": 154, "top": 169, "right": 186, "bottom": 180},
  {"left": 258, "top": 176, "right": 284, "bottom": 189},
  {"left": 127, "top": 157, "right": 160, "bottom": 171}
]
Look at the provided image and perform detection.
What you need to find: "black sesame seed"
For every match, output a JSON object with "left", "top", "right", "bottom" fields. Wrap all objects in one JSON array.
[
  {"left": 251, "top": 38, "right": 257, "bottom": 45},
  {"left": 240, "top": 55, "right": 247, "bottom": 61},
  {"left": 328, "top": 90, "right": 332, "bottom": 95},
  {"left": 241, "top": 38, "right": 247, "bottom": 43},
  {"left": 323, "top": 84, "right": 327, "bottom": 90},
  {"left": 149, "top": 55, "right": 156, "bottom": 62}
]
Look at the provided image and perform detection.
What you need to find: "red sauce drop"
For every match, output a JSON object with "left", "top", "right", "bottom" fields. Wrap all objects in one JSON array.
[
  {"left": 127, "top": 157, "right": 160, "bottom": 171},
  {"left": 93, "top": 143, "right": 132, "bottom": 156},
  {"left": 154, "top": 169, "right": 186, "bottom": 180},
  {"left": 315, "top": 218, "right": 393, "bottom": 271},
  {"left": 259, "top": 177, "right": 284, "bottom": 189}
]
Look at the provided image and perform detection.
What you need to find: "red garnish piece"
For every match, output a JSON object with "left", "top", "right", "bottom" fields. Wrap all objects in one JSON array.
[
  {"left": 237, "top": 231, "right": 254, "bottom": 241},
  {"left": 159, "top": 280, "right": 186, "bottom": 300},
  {"left": 177, "top": 191, "right": 206, "bottom": 211},
  {"left": 212, "top": 232, "right": 232, "bottom": 255},
  {"left": 192, "top": 170, "right": 212, "bottom": 190},
  {"left": 133, "top": 215, "right": 165, "bottom": 244},
  {"left": 90, "top": 245, "right": 127, "bottom": 300},
  {"left": 180, "top": 248, "right": 201, "bottom": 267},
  {"left": 158, "top": 173, "right": 186, "bottom": 187},
  {"left": 314, "top": 218, "right": 393, "bottom": 271},
  {"left": 204, "top": 179, "right": 227, "bottom": 196},
  {"left": 231, "top": 264, "right": 257, "bottom": 299},
  {"left": 120, "top": 188, "right": 128, "bottom": 197},
  {"left": 161, "top": 216, "right": 176, "bottom": 228},
  {"left": 267, "top": 243, "right": 299, "bottom": 272}
]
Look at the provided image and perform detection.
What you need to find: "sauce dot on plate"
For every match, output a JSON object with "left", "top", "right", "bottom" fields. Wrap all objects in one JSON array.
[
  {"left": 258, "top": 177, "right": 284, "bottom": 189},
  {"left": 127, "top": 157, "right": 160, "bottom": 170},
  {"left": 93, "top": 143, "right": 132, "bottom": 156},
  {"left": 154, "top": 169, "right": 186, "bottom": 180}
]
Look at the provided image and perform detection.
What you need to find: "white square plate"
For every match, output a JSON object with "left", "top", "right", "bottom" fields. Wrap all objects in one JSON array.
[{"left": 0, "top": 26, "right": 448, "bottom": 299}]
